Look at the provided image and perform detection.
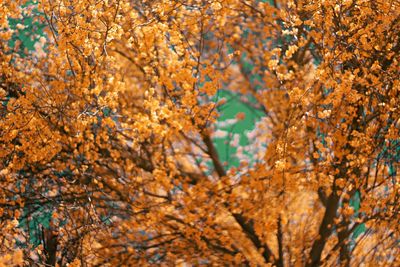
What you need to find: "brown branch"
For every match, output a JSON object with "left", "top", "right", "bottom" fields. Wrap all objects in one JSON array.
[
  {"left": 201, "top": 130, "right": 276, "bottom": 265},
  {"left": 306, "top": 192, "right": 339, "bottom": 267},
  {"left": 277, "top": 215, "right": 284, "bottom": 267},
  {"left": 201, "top": 131, "right": 226, "bottom": 178}
]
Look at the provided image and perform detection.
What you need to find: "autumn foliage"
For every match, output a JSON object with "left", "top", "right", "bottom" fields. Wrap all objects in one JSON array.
[{"left": 0, "top": 0, "right": 399, "bottom": 266}]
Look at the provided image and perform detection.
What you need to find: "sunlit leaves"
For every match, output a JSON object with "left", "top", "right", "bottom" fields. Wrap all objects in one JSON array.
[{"left": 0, "top": 0, "right": 399, "bottom": 266}]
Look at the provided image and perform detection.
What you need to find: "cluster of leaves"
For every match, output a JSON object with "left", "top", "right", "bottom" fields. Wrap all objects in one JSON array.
[{"left": 0, "top": 0, "right": 399, "bottom": 266}]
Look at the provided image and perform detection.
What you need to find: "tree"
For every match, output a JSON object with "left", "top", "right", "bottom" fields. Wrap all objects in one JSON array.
[{"left": 0, "top": 0, "right": 399, "bottom": 266}]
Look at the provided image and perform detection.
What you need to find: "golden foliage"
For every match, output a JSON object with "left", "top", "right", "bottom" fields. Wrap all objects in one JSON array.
[{"left": 0, "top": 0, "right": 399, "bottom": 266}]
